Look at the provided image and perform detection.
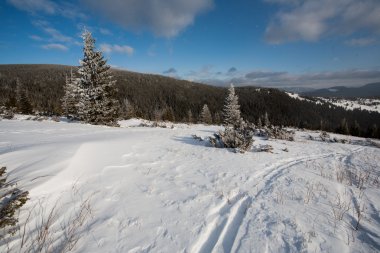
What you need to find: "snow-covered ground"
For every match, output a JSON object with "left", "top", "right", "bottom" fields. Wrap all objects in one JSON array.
[
  {"left": 1, "top": 119, "right": 380, "bottom": 252},
  {"left": 318, "top": 98, "right": 380, "bottom": 113},
  {"left": 286, "top": 92, "right": 380, "bottom": 113}
]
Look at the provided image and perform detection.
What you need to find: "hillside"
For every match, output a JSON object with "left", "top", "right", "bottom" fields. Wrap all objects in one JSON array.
[
  {"left": 303, "top": 83, "right": 380, "bottom": 98},
  {"left": 0, "top": 118, "right": 379, "bottom": 252},
  {"left": 1, "top": 64, "right": 380, "bottom": 138}
]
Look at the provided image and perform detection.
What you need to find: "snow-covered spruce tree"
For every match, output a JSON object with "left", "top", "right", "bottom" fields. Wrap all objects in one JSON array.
[
  {"left": 210, "top": 84, "right": 253, "bottom": 153},
  {"left": 77, "top": 30, "right": 120, "bottom": 126},
  {"left": 200, "top": 104, "right": 212, "bottom": 124},
  {"left": 223, "top": 84, "right": 241, "bottom": 128},
  {"left": 62, "top": 69, "right": 80, "bottom": 119}
]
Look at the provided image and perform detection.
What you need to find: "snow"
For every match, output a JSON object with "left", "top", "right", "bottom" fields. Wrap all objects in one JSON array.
[
  {"left": 318, "top": 97, "right": 380, "bottom": 113},
  {"left": 1, "top": 119, "right": 380, "bottom": 252},
  {"left": 286, "top": 92, "right": 306, "bottom": 101},
  {"left": 286, "top": 92, "right": 380, "bottom": 113}
]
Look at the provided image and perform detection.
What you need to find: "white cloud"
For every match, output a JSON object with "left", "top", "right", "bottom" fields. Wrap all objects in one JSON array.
[
  {"left": 81, "top": 0, "right": 214, "bottom": 37},
  {"left": 265, "top": 0, "right": 380, "bottom": 44},
  {"left": 100, "top": 43, "right": 134, "bottom": 56},
  {"left": 345, "top": 38, "right": 376, "bottom": 47},
  {"left": 41, "top": 43, "right": 68, "bottom": 51}
]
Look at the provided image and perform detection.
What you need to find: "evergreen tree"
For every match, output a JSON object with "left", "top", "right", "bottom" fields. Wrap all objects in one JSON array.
[
  {"left": 223, "top": 84, "right": 241, "bottom": 127},
  {"left": 16, "top": 79, "right": 32, "bottom": 114},
  {"left": 62, "top": 69, "right": 80, "bottom": 119},
  {"left": 339, "top": 118, "right": 350, "bottom": 135},
  {"left": 350, "top": 120, "right": 361, "bottom": 137},
  {"left": 212, "top": 84, "right": 254, "bottom": 152},
  {"left": 257, "top": 117, "right": 262, "bottom": 129},
  {"left": 200, "top": 104, "right": 212, "bottom": 124},
  {"left": 123, "top": 98, "right": 135, "bottom": 119},
  {"left": 213, "top": 111, "right": 221, "bottom": 125},
  {"left": 162, "top": 107, "right": 175, "bottom": 122},
  {"left": 264, "top": 112, "right": 270, "bottom": 127},
  {"left": 77, "top": 30, "right": 120, "bottom": 126},
  {"left": 187, "top": 109, "right": 193, "bottom": 123}
]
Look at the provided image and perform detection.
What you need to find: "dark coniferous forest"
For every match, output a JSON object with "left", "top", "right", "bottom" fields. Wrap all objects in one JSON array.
[{"left": 0, "top": 64, "right": 379, "bottom": 138}]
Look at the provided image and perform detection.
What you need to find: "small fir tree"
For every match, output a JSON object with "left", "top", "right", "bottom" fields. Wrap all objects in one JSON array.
[
  {"left": 77, "top": 29, "right": 120, "bottom": 126},
  {"left": 200, "top": 104, "right": 212, "bottom": 124}
]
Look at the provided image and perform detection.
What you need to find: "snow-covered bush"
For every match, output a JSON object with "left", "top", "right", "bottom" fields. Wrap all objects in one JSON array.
[
  {"left": 320, "top": 131, "right": 330, "bottom": 141},
  {"left": 0, "top": 106, "right": 15, "bottom": 119},
  {"left": 255, "top": 125, "right": 295, "bottom": 141},
  {"left": 211, "top": 124, "right": 254, "bottom": 153}
]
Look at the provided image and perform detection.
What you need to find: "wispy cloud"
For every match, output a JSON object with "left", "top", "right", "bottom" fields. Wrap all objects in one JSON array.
[
  {"left": 31, "top": 20, "right": 79, "bottom": 48},
  {"left": 163, "top": 68, "right": 177, "bottom": 74},
  {"left": 227, "top": 67, "right": 238, "bottom": 75},
  {"left": 265, "top": 0, "right": 380, "bottom": 44},
  {"left": 99, "top": 28, "right": 112, "bottom": 35},
  {"left": 245, "top": 71, "right": 287, "bottom": 79},
  {"left": 100, "top": 43, "right": 134, "bottom": 56},
  {"left": 41, "top": 43, "right": 68, "bottom": 51},
  {"left": 29, "top": 34, "right": 43, "bottom": 41},
  {"left": 81, "top": 0, "right": 214, "bottom": 37},
  {"left": 188, "top": 68, "right": 380, "bottom": 88},
  {"left": 345, "top": 38, "right": 376, "bottom": 47},
  {"left": 7, "top": 0, "right": 86, "bottom": 19},
  {"left": 8, "top": 0, "right": 55, "bottom": 14}
]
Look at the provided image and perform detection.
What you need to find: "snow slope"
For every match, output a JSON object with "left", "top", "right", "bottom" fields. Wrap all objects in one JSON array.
[{"left": 0, "top": 119, "right": 379, "bottom": 252}]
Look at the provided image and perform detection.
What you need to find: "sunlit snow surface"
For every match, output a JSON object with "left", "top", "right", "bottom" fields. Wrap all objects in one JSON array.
[{"left": 1, "top": 118, "right": 379, "bottom": 252}]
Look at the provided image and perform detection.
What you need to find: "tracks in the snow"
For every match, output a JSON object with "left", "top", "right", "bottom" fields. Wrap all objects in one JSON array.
[
  {"left": 191, "top": 147, "right": 365, "bottom": 253},
  {"left": 191, "top": 192, "right": 252, "bottom": 253}
]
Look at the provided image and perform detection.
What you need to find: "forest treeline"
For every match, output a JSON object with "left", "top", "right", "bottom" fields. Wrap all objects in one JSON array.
[{"left": 0, "top": 64, "right": 379, "bottom": 138}]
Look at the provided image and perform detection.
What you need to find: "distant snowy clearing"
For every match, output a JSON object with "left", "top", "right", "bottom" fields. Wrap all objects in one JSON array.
[
  {"left": 286, "top": 92, "right": 380, "bottom": 113},
  {"left": 0, "top": 119, "right": 379, "bottom": 252}
]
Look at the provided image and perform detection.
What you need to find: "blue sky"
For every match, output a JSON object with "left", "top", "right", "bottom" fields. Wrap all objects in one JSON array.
[{"left": 1, "top": 0, "right": 380, "bottom": 88}]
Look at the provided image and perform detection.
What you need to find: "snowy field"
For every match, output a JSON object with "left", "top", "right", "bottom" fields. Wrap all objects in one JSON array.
[
  {"left": 318, "top": 98, "right": 380, "bottom": 113},
  {"left": 286, "top": 92, "right": 380, "bottom": 113},
  {"left": 1, "top": 118, "right": 380, "bottom": 252}
]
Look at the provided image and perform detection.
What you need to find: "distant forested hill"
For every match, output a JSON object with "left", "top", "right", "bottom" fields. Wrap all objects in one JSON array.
[{"left": 1, "top": 64, "right": 379, "bottom": 138}]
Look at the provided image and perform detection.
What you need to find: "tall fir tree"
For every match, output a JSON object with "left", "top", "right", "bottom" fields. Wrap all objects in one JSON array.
[
  {"left": 62, "top": 69, "right": 80, "bottom": 119},
  {"left": 77, "top": 30, "right": 120, "bottom": 125},
  {"left": 223, "top": 84, "right": 242, "bottom": 127},
  {"left": 200, "top": 104, "right": 212, "bottom": 124}
]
